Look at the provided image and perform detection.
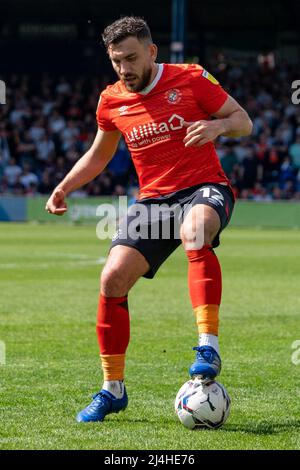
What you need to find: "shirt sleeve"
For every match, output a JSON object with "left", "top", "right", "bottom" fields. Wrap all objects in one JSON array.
[
  {"left": 190, "top": 64, "right": 228, "bottom": 115},
  {"left": 96, "top": 92, "right": 118, "bottom": 131}
]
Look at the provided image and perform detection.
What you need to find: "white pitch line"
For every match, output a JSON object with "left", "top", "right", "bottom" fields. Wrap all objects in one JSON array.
[{"left": 0, "top": 257, "right": 107, "bottom": 269}]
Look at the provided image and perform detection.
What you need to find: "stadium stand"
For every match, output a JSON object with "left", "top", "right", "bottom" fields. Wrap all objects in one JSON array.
[{"left": 0, "top": 61, "right": 300, "bottom": 200}]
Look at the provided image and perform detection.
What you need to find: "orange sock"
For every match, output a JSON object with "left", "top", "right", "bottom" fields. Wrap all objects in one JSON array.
[
  {"left": 96, "top": 295, "right": 130, "bottom": 381},
  {"left": 100, "top": 354, "right": 126, "bottom": 381},
  {"left": 186, "top": 245, "right": 222, "bottom": 336}
]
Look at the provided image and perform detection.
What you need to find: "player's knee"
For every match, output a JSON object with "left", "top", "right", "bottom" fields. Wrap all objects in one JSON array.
[
  {"left": 180, "top": 223, "right": 205, "bottom": 251},
  {"left": 100, "top": 266, "right": 129, "bottom": 297},
  {"left": 181, "top": 219, "right": 217, "bottom": 250}
]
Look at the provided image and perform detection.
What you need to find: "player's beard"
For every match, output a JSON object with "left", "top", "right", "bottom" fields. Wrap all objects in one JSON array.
[{"left": 122, "top": 66, "right": 153, "bottom": 93}]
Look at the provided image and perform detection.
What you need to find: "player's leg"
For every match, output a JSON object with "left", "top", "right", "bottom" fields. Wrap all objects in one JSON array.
[
  {"left": 180, "top": 184, "right": 234, "bottom": 379},
  {"left": 181, "top": 204, "right": 222, "bottom": 378},
  {"left": 76, "top": 245, "right": 149, "bottom": 423},
  {"left": 97, "top": 244, "right": 149, "bottom": 390}
]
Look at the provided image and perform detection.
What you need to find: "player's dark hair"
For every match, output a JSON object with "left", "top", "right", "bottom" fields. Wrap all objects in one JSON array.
[{"left": 102, "top": 16, "right": 153, "bottom": 49}]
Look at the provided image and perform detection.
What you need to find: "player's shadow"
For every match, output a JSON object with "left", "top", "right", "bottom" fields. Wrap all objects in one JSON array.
[{"left": 224, "top": 419, "right": 300, "bottom": 435}]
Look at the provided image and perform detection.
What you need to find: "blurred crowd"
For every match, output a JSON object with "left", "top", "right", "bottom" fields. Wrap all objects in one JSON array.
[
  {"left": 0, "top": 74, "right": 136, "bottom": 199},
  {"left": 213, "top": 58, "right": 300, "bottom": 200},
  {"left": 1, "top": 60, "right": 300, "bottom": 201}
]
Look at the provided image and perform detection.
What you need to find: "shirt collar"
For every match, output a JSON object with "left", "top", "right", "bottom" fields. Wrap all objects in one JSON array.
[{"left": 138, "top": 63, "right": 164, "bottom": 96}]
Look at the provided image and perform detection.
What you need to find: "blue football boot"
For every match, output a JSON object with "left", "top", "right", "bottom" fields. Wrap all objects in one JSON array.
[
  {"left": 189, "top": 346, "right": 221, "bottom": 379},
  {"left": 76, "top": 387, "right": 128, "bottom": 423}
]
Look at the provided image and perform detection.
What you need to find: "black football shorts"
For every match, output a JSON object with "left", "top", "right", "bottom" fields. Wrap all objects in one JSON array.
[{"left": 110, "top": 183, "right": 235, "bottom": 279}]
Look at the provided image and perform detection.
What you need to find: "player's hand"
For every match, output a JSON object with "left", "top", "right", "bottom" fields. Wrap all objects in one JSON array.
[
  {"left": 183, "top": 120, "right": 224, "bottom": 147},
  {"left": 45, "top": 188, "right": 68, "bottom": 216}
]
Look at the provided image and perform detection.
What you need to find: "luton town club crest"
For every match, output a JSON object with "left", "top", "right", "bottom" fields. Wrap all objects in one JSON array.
[{"left": 165, "top": 88, "right": 182, "bottom": 105}]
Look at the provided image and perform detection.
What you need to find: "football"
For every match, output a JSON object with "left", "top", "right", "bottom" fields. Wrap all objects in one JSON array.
[{"left": 175, "top": 378, "right": 231, "bottom": 430}]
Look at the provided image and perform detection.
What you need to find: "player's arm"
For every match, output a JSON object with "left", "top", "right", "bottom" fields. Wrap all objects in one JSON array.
[
  {"left": 212, "top": 95, "right": 253, "bottom": 138},
  {"left": 46, "top": 128, "right": 121, "bottom": 215},
  {"left": 184, "top": 95, "right": 253, "bottom": 147}
]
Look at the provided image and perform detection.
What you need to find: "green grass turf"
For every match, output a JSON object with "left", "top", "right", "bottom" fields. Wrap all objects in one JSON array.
[{"left": 0, "top": 222, "right": 300, "bottom": 450}]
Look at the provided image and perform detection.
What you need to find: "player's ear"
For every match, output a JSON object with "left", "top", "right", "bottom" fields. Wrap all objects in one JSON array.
[{"left": 149, "top": 43, "right": 158, "bottom": 62}]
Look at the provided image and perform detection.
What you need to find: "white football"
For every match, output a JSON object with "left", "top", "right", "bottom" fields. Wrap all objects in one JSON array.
[{"left": 175, "top": 378, "right": 231, "bottom": 430}]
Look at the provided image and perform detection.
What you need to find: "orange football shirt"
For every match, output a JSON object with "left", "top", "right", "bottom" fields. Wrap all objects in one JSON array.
[{"left": 96, "top": 63, "right": 230, "bottom": 200}]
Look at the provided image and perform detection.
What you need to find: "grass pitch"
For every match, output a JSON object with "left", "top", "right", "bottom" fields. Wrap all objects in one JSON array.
[{"left": 0, "top": 222, "right": 299, "bottom": 450}]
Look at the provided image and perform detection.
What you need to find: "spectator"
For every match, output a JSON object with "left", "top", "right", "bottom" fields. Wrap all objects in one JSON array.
[
  {"left": 36, "top": 134, "right": 56, "bottom": 168},
  {"left": 289, "top": 135, "right": 300, "bottom": 169},
  {"left": 0, "top": 124, "right": 12, "bottom": 168},
  {"left": 19, "top": 163, "right": 39, "bottom": 190},
  {"left": 16, "top": 130, "right": 36, "bottom": 166},
  {"left": 3, "top": 158, "right": 22, "bottom": 188},
  {"left": 282, "top": 179, "right": 296, "bottom": 200},
  {"left": 279, "top": 156, "right": 296, "bottom": 189},
  {"left": 241, "top": 149, "right": 262, "bottom": 189},
  {"left": 29, "top": 117, "right": 46, "bottom": 142},
  {"left": 219, "top": 142, "right": 238, "bottom": 178},
  {"left": 38, "top": 171, "right": 54, "bottom": 195},
  {"left": 49, "top": 109, "right": 66, "bottom": 135}
]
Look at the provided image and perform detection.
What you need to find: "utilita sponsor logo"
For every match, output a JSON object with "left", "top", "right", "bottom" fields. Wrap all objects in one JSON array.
[{"left": 125, "top": 114, "right": 185, "bottom": 147}]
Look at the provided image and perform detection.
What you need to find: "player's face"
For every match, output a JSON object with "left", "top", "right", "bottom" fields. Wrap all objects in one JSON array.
[{"left": 108, "top": 37, "right": 158, "bottom": 92}]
